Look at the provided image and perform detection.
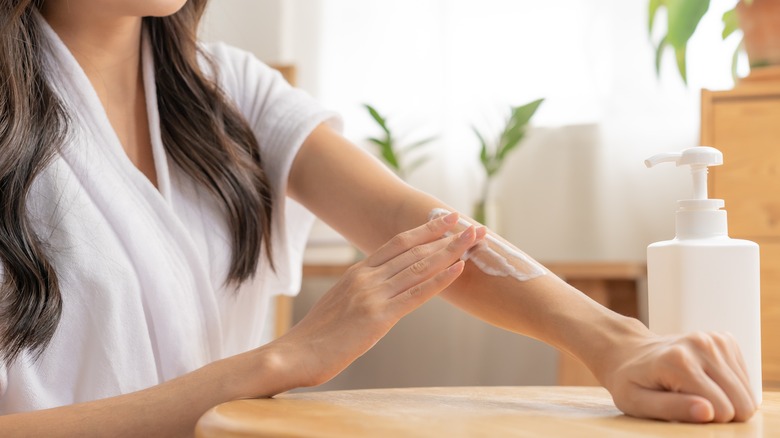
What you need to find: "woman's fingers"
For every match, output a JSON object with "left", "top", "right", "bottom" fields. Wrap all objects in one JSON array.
[
  {"left": 676, "top": 366, "right": 734, "bottom": 422},
  {"left": 365, "top": 212, "right": 459, "bottom": 267},
  {"left": 668, "top": 332, "right": 755, "bottom": 422},
  {"left": 701, "top": 366, "right": 755, "bottom": 422},
  {"left": 378, "top": 225, "right": 486, "bottom": 280},
  {"left": 698, "top": 333, "right": 757, "bottom": 421},
  {"left": 611, "top": 331, "right": 759, "bottom": 424},
  {"left": 718, "top": 332, "right": 755, "bottom": 409},
  {"left": 619, "top": 386, "right": 715, "bottom": 423},
  {"left": 388, "top": 260, "right": 465, "bottom": 317},
  {"left": 385, "top": 225, "right": 484, "bottom": 294}
]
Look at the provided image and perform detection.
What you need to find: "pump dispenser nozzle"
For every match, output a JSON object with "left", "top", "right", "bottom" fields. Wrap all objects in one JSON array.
[
  {"left": 645, "top": 146, "right": 727, "bottom": 239},
  {"left": 645, "top": 147, "right": 723, "bottom": 200}
]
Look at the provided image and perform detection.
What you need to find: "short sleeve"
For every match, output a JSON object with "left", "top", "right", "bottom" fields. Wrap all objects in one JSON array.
[{"left": 201, "top": 43, "right": 342, "bottom": 296}]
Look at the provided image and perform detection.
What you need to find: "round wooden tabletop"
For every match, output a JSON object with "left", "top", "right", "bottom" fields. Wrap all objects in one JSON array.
[{"left": 196, "top": 386, "right": 777, "bottom": 437}]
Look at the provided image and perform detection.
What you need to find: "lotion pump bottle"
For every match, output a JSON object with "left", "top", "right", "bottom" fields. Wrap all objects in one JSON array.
[{"left": 645, "top": 146, "right": 762, "bottom": 404}]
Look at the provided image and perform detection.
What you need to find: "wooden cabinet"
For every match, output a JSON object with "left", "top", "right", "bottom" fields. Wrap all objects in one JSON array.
[{"left": 701, "top": 68, "right": 780, "bottom": 388}]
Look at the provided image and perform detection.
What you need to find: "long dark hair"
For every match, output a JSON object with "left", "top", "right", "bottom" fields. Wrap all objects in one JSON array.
[{"left": 0, "top": 0, "right": 275, "bottom": 364}]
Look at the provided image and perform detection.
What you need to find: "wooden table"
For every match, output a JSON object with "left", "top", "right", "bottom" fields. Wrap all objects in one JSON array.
[{"left": 196, "top": 387, "right": 777, "bottom": 437}]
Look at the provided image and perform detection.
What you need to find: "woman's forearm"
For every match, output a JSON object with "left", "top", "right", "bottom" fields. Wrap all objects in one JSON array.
[
  {"left": 0, "top": 345, "right": 292, "bottom": 438},
  {"left": 441, "top": 262, "right": 648, "bottom": 380},
  {"left": 391, "top": 193, "right": 646, "bottom": 380}
]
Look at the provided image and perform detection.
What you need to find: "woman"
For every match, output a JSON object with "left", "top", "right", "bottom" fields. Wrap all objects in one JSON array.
[{"left": 0, "top": 0, "right": 757, "bottom": 435}]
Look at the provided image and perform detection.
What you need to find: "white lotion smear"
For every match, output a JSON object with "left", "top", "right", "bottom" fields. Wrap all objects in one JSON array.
[{"left": 429, "top": 208, "right": 546, "bottom": 281}]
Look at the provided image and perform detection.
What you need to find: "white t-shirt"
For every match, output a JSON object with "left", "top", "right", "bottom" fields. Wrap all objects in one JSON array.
[{"left": 0, "top": 20, "right": 340, "bottom": 414}]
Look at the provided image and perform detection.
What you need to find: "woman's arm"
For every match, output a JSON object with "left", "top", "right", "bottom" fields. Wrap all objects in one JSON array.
[
  {"left": 0, "top": 213, "right": 480, "bottom": 437},
  {"left": 288, "top": 123, "right": 757, "bottom": 423},
  {"left": 0, "top": 347, "right": 286, "bottom": 437}
]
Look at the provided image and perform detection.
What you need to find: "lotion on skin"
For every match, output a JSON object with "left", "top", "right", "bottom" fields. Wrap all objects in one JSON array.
[
  {"left": 646, "top": 147, "right": 762, "bottom": 404},
  {"left": 428, "top": 208, "right": 546, "bottom": 281}
]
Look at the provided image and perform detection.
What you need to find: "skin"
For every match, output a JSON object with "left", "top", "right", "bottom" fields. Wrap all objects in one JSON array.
[{"left": 0, "top": 1, "right": 758, "bottom": 436}]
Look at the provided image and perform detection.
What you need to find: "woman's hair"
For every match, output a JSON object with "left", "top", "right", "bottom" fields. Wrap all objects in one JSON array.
[{"left": 0, "top": 0, "right": 274, "bottom": 364}]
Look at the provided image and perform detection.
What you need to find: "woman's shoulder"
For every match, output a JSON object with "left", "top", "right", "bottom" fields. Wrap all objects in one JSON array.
[
  {"left": 200, "top": 41, "right": 267, "bottom": 71},
  {"left": 199, "top": 42, "right": 283, "bottom": 89},
  {"left": 197, "top": 41, "right": 293, "bottom": 119}
]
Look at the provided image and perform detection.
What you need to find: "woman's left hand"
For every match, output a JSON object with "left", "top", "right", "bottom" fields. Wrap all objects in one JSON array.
[{"left": 600, "top": 330, "right": 758, "bottom": 423}]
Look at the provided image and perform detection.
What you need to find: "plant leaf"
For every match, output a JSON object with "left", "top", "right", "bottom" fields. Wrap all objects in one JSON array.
[
  {"left": 400, "top": 136, "right": 436, "bottom": 154},
  {"left": 364, "top": 103, "right": 390, "bottom": 135},
  {"left": 648, "top": 0, "right": 663, "bottom": 35},
  {"left": 498, "top": 130, "right": 525, "bottom": 162},
  {"left": 473, "top": 126, "right": 490, "bottom": 167},
  {"left": 497, "top": 120, "right": 525, "bottom": 161},
  {"left": 654, "top": 35, "right": 667, "bottom": 77},
  {"left": 666, "top": 0, "right": 709, "bottom": 49},
  {"left": 721, "top": 7, "right": 739, "bottom": 40},
  {"left": 365, "top": 103, "right": 403, "bottom": 172},
  {"left": 367, "top": 137, "right": 388, "bottom": 148},
  {"left": 731, "top": 38, "right": 744, "bottom": 83},
  {"left": 485, "top": 162, "right": 500, "bottom": 178},
  {"left": 498, "top": 98, "right": 543, "bottom": 161},
  {"left": 509, "top": 98, "right": 544, "bottom": 127},
  {"left": 379, "top": 144, "right": 400, "bottom": 171},
  {"left": 674, "top": 44, "right": 688, "bottom": 84}
]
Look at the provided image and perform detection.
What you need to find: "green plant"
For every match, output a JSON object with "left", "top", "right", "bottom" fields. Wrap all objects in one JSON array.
[
  {"left": 472, "top": 98, "right": 544, "bottom": 225},
  {"left": 364, "top": 104, "right": 434, "bottom": 180},
  {"left": 648, "top": 0, "right": 751, "bottom": 84}
]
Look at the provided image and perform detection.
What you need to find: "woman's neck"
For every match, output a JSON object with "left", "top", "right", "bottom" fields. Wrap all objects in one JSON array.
[
  {"left": 39, "top": 5, "right": 159, "bottom": 187},
  {"left": 39, "top": 7, "right": 143, "bottom": 108}
]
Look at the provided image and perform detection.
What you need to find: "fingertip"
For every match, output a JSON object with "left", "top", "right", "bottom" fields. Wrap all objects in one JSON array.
[
  {"left": 443, "top": 212, "right": 459, "bottom": 225},
  {"left": 458, "top": 225, "right": 476, "bottom": 243},
  {"left": 475, "top": 226, "right": 487, "bottom": 239},
  {"left": 448, "top": 260, "right": 465, "bottom": 275},
  {"left": 618, "top": 387, "right": 720, "bottom": 424},
  {"left": 689, "top": 400, "right": 715, "bottom": 423}
]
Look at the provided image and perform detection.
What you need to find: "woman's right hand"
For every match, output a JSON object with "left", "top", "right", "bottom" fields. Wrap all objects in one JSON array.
[{"left": 267, "top": 212, "right": 485, "bottom": 391}]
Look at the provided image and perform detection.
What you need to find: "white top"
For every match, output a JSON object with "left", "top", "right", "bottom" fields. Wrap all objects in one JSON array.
[{"left": 0, "top": 20, "right": 341, "bottom": 414}]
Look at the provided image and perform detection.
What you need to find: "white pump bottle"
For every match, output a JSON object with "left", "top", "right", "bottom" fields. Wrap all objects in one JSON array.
[{"left": 645, "top": 146, "right": 762, "bottom": 404}]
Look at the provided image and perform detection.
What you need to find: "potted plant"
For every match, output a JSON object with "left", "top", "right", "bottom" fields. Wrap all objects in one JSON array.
[
  {"left": 649, "top": 0, "right": 780, "bottom": 83},
  {"left": 363, "top": 104, "right": 434, "bottom": 181},
  {"left": 472, "top": 98, "right": 544, "bottom": 226}
]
